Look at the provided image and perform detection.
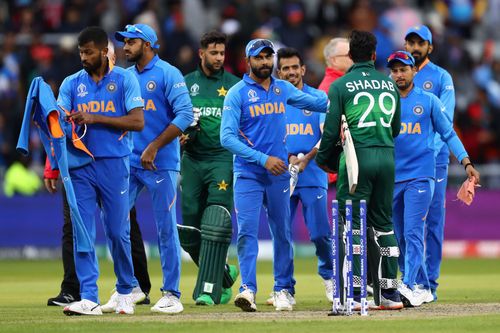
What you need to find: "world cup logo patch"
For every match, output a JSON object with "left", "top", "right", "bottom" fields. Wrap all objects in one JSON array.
[
  {"left": 146, "top": 81, "right": 156, "bottom": 91},
  {"left": 248, "top": 89, "right": 259, "bottom": 102},
  {"left": 423, "top": 81, "right": 433, "bottom": 90},
  {"left": 413, "top": 105, "right": 424, "bottom": 115},
  {"left": 190, "top": 83, "right": 199, "bottom": 96},
  {"left": 106, "top": 82, "right": 117, "bottom": 92}
]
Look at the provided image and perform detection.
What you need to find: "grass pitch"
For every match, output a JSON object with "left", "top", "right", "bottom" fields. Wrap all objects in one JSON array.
[{"left": 1, "top": 258, "right": 499, "bottom": 332}]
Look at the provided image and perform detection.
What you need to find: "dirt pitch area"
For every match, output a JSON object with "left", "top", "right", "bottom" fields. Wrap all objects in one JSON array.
[{"left": 64, "top": 303, "right": 500, "bottom": 323}]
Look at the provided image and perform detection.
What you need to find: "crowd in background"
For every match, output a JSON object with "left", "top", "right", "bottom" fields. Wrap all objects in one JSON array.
[{"left": 0, "top": 0, "right": 499, "bottom": 194}]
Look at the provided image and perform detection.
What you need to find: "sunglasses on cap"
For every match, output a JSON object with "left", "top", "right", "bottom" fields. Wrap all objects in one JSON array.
[
  {"left": 125, "top": 24, "right": 146, "bottom": 37},
  {"left": 246, "top": 39, "right": 275, "bottom": 56},
  {"left": 387, "top": 51, "right": 415, "bottom": 66}
]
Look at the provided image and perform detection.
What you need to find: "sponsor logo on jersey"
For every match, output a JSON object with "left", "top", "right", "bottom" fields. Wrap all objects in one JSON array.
[
  {"left": 190, "top": 83, "right": 200, "bottom": 96},
  {"left": 173, "top": 82, "right": 186, "bottom": 89},
  {"left": 77, "top": 83, "right": 88, "bottom": 97},
  {"left": 106, "top": 82, "right": 117, "bottom": 92},
  {"left": 413, "top": 105, "right": 424, "bottom": 115},
  {"left": 249, "top": 102, "right": 285, "bottom": 117},
  {"left": 423, "top": 81, "right": 433, "bottom": 90},
  {"left": 248, "top": 89, "right": 259, "bottom": 102},
  {"left": 400, "top": 122, "right": 421, "bottom": 134},
  {"left": 146, "top": 81, "right": 156, "bottom": 92}
]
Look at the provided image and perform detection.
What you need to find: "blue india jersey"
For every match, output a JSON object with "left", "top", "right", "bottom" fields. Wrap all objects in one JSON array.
[
  {"left": 414, "top": 60, "right": 455, "bottom": 165},
  {"left": 395, "top": 86, "right": 467, "bottom": 183},
  {"left": 220, "top": 74, "right": 328, "bottom": 176},
  {"left": 57, "top": 64, "right": 143, "bottom": 158},
  {"left": 285, "top": 84, "right": 327, "bottom": 189},
  {"left": 127, "top": 55, "right": 193, "bottom": 171}
]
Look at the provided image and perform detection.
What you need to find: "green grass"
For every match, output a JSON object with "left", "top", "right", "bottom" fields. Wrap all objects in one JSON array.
[{"left": 0, "top": 258, "right": 499, "bottom": 332}]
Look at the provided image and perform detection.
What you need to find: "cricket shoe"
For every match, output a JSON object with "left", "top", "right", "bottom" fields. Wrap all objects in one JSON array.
[
  {"left": 416, "top": 285, "right": 435, "bottom": 304},
  {"left": 323, "top": 278, "right": 334, "bottom": 303},
  {"left": 195, "top": 294, "right": 215, "bottom": 306},
  {"left": 101, "top": 286, "right": 146, "bottom": 313},
  {"left": 266, "top": 291, "right": 296, "bottom": 306},
  {"left": 234, "top": 287, "right": 257, "bottom": 312},
  {"left": 151, "top": 291, "right": 184, "bottom": 314},
  {"left": 63, "top": 299, "right": 102, "bottom": 316},
  {"left": 398, "top": 284, "right": 426, "bottom": 307},
  {"left": 368, "top": 289, "right": 403, "bottom": 310},
  {"left": 115, "top": 293, "right": 134, "bottom": 315},
  {"left": 274, "top": 289, "right": 294, "bottom": 311},
  {"left": 366, "top": 284, "right": 374, "bottom": 297},
  {"left": 47, "top": 292, "right": 80, "bottom": 306},
  {"left": 220, "top": 265, "right": 240, "bottom": 304}
]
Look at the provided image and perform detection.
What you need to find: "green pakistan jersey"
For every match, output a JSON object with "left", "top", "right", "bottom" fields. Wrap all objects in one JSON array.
[
  {"left": 317, "top": 61, "right": 401, "bottom": 167},
  {"left": 184, "top": 66, "right": 240, "bottom": 161}
]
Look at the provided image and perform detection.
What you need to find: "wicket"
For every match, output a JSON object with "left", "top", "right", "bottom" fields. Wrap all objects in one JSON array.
[{"left": 330, "top": 199, "right": 368, "bottom": 316}]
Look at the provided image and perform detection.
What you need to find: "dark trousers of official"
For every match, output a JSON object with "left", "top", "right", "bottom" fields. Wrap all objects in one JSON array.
[{"left": 59, "top": 188, "right": 151, "bottom": 295}]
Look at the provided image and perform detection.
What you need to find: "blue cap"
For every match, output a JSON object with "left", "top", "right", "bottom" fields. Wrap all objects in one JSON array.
[
  {"left": 245, "top": 39, "right": 275, "bottom": 57},
  {"left": 115, "top": 24, "right": 160, "bottom": 49},
  {"left": 386, "top": 51, "right": 415, "bottom": 67},
  {"left": 405, "top": 25, "right": 432, "bottom": 44}
]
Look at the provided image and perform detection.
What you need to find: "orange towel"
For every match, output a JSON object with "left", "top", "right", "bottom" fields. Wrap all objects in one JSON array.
[{"left": 456, "top": 176, "right": 477, "bottom": 206}]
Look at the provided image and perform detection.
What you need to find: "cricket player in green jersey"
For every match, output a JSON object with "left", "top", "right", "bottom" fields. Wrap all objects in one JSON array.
[
  {"left": 179, "top": 31, "right": 240, "bottom": 306},
  {"left": 316, "top": 30, "right": 403, "bottom": 310}
]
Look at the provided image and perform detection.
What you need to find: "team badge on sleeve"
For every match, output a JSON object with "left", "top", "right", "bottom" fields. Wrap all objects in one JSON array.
[
  {"left": 413, "top": 105, "right": 424, "bottom": 115},
  {"left": 146, "top": 81, "right": 156, "bottom": 91}
]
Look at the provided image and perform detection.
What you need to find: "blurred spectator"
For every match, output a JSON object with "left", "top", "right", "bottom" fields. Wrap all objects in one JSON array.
[
  {"left": 3, "top": 157, "right": 42, "bottom": 197},
  {"left": 434, "top": 0, "right": 487, "bottom": 38},
  {"left": 382, "top": 0, "right": 422, "bottom": 48},
  {"left": 276, "top": 2, "right": 315, "bottom": 53}
]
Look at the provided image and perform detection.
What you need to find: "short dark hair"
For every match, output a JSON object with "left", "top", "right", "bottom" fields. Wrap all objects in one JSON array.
[
  {"left": 348, "top": 30, "right": 377, "bottom": 63},
  {"left": 200, "top": 30, "right": 227, "bottom": 49},
  {"left": 277, "top": 47, "right": 304, "bottom": 68},
  {"left": 78, "top": 26, "right": 108, "bottom": 48}
]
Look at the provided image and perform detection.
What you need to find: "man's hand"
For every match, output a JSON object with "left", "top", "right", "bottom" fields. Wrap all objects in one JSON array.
[
  {"left": 67, "top": 111, "right": 96, "bottom": 126},
  {"left": 179, "top": 133, "right": 190, "bottom": 146},
  {"left": 264, "top": 156, "right": 287, "bottom": 176},
  {"left": 289, "top": 153, "right": 311, "bottom": 172},
  {"left": 466, "top": 164, "right": 480, "bottom": 185},
  {"left": 141, "top": 144, "right": 158, "bottom": 170},
  {"left": 44, "top": 178, "right": 58, "bottom": 194},
  {"left": 317, "top": 163, "right": 336, "bottom": 174}
]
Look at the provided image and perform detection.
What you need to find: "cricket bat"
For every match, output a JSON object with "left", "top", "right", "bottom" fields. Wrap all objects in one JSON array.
[{"left": 341, "top": 115, "right": 358, "bottom": 194}]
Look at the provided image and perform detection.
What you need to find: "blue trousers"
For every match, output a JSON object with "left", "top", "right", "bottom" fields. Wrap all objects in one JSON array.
[
  {"left": 129, "top": 167, "right": 181, "bottom": 298},
  {"left": 291, "top": 187, "right": 332, "bottom": 281},
  {"left": 70, "top": 157, "right": 134, "bottom": 303},
  {"left": 417, "top": 165, "right": 448, "bottom": 290},
  {"left": 234, "top": 172, "right": 294, "bottom": 294},
  {"left": 393, "top": 178, "right": 434, "bottom": 288}
]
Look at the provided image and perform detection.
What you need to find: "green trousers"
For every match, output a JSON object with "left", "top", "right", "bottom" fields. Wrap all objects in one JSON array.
[{"left": 180, "top": 154, "right": 233, "bottom": 231}]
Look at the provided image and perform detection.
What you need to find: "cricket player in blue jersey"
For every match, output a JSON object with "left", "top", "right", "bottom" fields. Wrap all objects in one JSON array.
[
  {"left": 113, "top": 24, "right": 193, "bottom": 314},
  {"left": 387, "top": 51, "right": 480, "bottom": 307},
  {"left": 276, "top": 47, "right": 333, "bottom": 304},
  {"left": 220, "top": 39, "right": 328, "bottom": 312},
  {"left": 404, "top": 25, "right": 456, "bottom": 300},
  {"left": 58, "top": 27, "right": 144, "bottom": 316}
]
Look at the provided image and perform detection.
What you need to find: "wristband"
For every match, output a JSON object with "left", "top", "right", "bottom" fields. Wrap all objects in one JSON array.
[{"left": 464, "top": 162, "right": 474, "bottom": 170}]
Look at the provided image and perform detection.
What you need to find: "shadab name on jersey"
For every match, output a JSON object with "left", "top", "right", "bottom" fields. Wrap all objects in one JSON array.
[{"left": 345, "top": 79, "right": 395, "bottom": 93}]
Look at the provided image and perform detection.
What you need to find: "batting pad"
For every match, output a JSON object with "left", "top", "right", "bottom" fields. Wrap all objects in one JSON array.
[{"left": 193, "top": 205, "right": 233, "bottom": 303}]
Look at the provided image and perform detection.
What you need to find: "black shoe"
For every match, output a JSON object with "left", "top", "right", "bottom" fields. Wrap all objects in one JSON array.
[
  {"left": 136, "top": 293, "right": 150, "bottom": 305},
  {"left": 47, "top": 292, "right": 80, "bottom": 306}
]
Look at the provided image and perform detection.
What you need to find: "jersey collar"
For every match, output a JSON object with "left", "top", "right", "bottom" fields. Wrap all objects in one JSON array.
[
  {"left": 197, "top": 65, "right": 223, "bottom": 80},
  {"left": 347, "top": 61, "right": 375, "bottom": 73},
  {"left": 243, "top": 73, "right": 275, "bottom": 87},
  {"left": 417, "top": 58, "right": 430, "bottom": 71}
]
